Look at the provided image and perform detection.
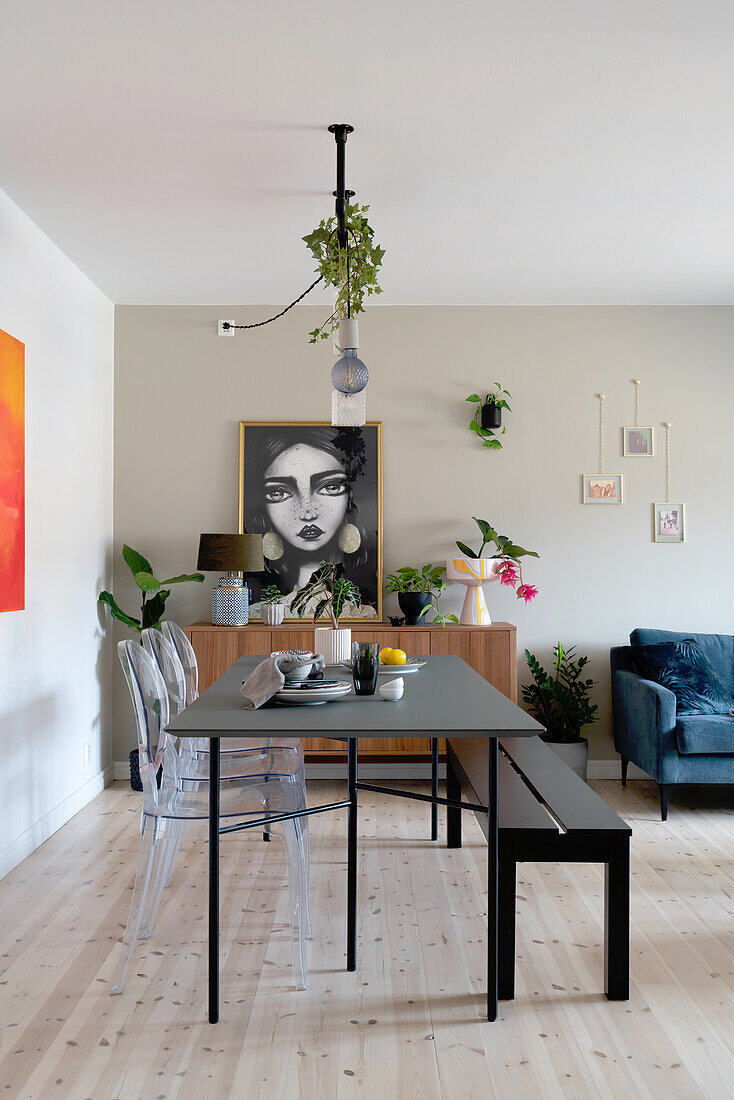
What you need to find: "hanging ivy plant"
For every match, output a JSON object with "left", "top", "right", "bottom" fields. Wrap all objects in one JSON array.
[
  {"left": 466, "top": 384, "right": 512, "bottom": 450},
  {"left": 302, "top": 202, "right": 385, "bottom": 343}
]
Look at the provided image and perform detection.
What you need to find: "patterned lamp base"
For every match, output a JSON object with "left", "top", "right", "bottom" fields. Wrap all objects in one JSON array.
[{"left": 211, "top": 576, "right": 249, "bottom": 626}]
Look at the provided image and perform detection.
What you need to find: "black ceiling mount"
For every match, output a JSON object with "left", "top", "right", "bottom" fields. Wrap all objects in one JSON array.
[{"left": 328, "top": 123, "right": 355, "bottom": 249}]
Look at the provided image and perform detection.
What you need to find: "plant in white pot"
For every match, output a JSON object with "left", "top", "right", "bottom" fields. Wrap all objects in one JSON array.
[
  {"left": 447, "top": 516, "right": 539, "bottom": 625},
  {"left": 259, "top": 584, "right": 285, "bottom": 626},
  {"left": 291, "top": 561, "right": 361, "bottom": 664},
  {"left": 521, "top": 643, "right": 599, "bottom": 781}
]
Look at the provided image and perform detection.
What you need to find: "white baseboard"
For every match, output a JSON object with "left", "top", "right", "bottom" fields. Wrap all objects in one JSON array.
[
  {"left": 587, "top": 760, "right": 648, "bottom": 780},
  {"left": 0, "top": 763, "right": 114, "bottom": 881},
  {"left": 113, "top": 758, "right": 649, "bottom": 783}
]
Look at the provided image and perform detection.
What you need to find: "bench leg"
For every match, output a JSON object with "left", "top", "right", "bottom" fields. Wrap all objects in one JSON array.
[
  {"left": 498, "top": 849, "right": 516, "bottom": 1000},
  {"left": 446, "top": 751, "right": 462, "bottom": 849},
  {"left": 604, "top": 840, "right": 630, "bottom": 1000}
]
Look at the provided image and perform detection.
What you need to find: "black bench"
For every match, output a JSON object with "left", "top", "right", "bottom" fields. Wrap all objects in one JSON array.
[{"left": 446, "top": 735, "right": 631, "bottom": 1001}]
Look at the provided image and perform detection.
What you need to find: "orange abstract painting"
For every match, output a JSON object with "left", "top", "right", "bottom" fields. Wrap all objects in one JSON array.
[{"left": 0, "top": 328, "right": 25, "bottom": 612}]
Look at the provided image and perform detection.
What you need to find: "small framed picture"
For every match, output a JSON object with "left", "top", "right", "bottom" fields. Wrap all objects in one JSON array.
[
  {"left": 582, "top": 473, "right": 624, "bottom": 504},
  {"left": 623, "top": 426, "right": 654, "bottom": 456},
  {"left": 654, "top": 502, "right": 685, "bottom": 542}
]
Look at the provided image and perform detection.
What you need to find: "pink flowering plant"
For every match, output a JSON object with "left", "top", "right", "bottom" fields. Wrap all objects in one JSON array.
[{"left": 456, "top": 517, "right": 540, "bottom": 604}]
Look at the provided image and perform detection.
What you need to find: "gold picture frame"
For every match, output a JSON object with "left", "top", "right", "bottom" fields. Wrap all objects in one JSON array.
[{"left": 238, "top": 421, "right": 383, "bottom": 621}]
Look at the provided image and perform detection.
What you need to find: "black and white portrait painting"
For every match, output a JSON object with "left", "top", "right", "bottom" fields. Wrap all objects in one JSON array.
[{"left": 239, "top": 422, "right": 382, "bottom": 619}]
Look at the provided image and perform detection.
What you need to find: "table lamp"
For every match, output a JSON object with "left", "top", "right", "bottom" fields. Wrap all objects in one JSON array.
[{"left": 197, "top": 534, "right": 265, "bottom": 626}]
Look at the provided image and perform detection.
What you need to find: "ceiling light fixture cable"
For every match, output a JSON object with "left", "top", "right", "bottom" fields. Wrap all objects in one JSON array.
[{"left": 221, "top": 274, "right": 324, "bottom": 331}]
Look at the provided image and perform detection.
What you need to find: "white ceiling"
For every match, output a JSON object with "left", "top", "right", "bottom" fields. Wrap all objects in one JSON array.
[{"left": 2, "top": 0, "right": 734, "bottom": 304}]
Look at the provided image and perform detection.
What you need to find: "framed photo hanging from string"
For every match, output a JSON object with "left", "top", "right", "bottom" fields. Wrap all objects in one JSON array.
[
  {"left": 653, "top": 422, "right": 685, "bottom": 542},
  {"left": 582, "top": 393, "right": 624, "bottom": 504},
  {"left": 623, "top": 379, "right": 654, "bottom": 456}
]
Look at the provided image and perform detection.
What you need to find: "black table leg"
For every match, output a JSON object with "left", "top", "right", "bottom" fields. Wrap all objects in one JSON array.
[
  {"left": 604, "top": 838, "right": 630, "bottom": 1000},
  {"left": 487, "top": 738, "right": 498, "bottom": 1021},
  {"left": 208, "top": 735, "right": 220, "bottom": 1024},
  {"left": 446, "top": 749, "right": 462, "bottom": 849},
  {"left": 347, "top": 737, "right": 357, "bottom": 971},
  {"left": 431, "top": 738, "right": 439, "bottom": 841}
]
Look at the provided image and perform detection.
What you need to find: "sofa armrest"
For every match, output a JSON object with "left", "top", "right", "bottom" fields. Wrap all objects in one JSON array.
[{"left": 612, "top": 670, "right": 678, "bottom": 782}]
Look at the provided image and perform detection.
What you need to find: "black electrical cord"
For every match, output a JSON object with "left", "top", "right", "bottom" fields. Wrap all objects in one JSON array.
[{"left": 221, "top": 274, "right": 324, "bottom": 330}]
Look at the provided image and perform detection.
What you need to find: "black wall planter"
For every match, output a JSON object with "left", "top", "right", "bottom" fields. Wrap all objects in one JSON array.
[
  {"left": 481, "top": 403, "right": 502, "bottom": 429},
  {"left": 397, "top": 592, "right": 432, "bottom": 625}
]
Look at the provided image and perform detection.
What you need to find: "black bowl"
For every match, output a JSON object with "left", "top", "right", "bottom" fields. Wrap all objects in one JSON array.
[{"left": 388, "top": 615, "right": 405, "bottom": 627}]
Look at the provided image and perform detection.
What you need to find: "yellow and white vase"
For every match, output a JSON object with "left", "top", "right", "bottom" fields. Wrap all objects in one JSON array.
[{"left": 445, "top": 557, "right": 503, "bottom": 626}]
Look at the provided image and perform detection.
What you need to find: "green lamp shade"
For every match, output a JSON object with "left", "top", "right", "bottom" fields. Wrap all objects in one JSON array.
[{"left": 197, "top": 533, "right": 265, "bottom": 573}]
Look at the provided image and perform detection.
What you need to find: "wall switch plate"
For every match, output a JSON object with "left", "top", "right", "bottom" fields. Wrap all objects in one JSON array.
[
  {"left": 218, "top": 320, "right": 235, "bottom": 336},
  {"left": 83, "top": 742, "right": 91, "bottom": 767}
]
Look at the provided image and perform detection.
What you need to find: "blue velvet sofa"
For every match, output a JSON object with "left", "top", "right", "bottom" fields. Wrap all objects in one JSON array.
[{"left": 611, "top": 628, "right": 734, "bottom": 820}]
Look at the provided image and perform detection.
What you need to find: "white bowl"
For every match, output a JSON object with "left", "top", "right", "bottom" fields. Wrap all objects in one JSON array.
[
  {"left": 271, "top": 650, "right": 314, "bottom": 681},
  {"left": 379, "top": 677, "right": 404, "bottom": 701}
]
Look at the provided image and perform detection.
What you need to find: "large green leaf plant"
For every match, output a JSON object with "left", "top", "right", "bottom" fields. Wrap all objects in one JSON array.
[
  {"left": 521, "top": 643, "right": 599, "bottom": 743},
  {"left": 98, "top": 545, "right": 204, "bottom": 634}
]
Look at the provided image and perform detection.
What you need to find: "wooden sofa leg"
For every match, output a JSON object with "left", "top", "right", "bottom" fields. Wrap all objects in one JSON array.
[
  {"left": 659, "top": 784, "right": 672, "bottom": 821},
  {"left": 446, "top": 753, "right": 462, "bottom": 849},
  {"left": 620, "top": 756, "right": 629, "bottom": 787},
  {"left": 604, "top": 840, "right": 630, "bottom": 1000},
  {"left": 498, "top": 851, "right": 516, "bottom": 1000}
]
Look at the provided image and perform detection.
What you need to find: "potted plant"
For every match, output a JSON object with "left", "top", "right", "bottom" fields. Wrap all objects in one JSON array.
[
  {"left": 98, "top": 545, "right": 204, "bottom": 634},
  {"left": 302, "top": 202, "right": 385, "bottom": 344},
  {"left": 521, "top": 643, "right": 599, "bottom": 780},
  {"left": 448, "top": 517, "right": 539, "bottom": 625},
  {"left": 385, "top": 563, "right": 447, "bottom": 625},
  {"left": 291, "top": 561, "right": 361, "bottom": 663},
  {"left": 259, "top": 584, "right": 285, "bottom": 626},
  {"left": 466, "top": 384, "right": 512, "bottom": 449}
]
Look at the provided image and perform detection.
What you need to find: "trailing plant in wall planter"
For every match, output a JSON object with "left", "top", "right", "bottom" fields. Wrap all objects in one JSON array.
[
  {"left": 303, "top": 202, "right": 385, "bottom": 343},
  {"left": 291, "top": 561, "right": 361, "bottom": 663},
  {"left": 466, "top": 384, "right": 511, "bottom": 449},
  {"left": 98, "top": 545, "right": 204, "bottom": 634},
  {"left": 521, "top": 643, "right": 599, "bottom": 780}
]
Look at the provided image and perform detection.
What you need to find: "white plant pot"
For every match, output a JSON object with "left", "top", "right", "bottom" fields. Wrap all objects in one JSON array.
[
  {"left": 544, "top": 738, "right": 589, "bottom": 782},
  {"left": 314, "top": 626, "right": 352, "bottom": 664},
  {"left": 261, "top": 603, "right": 285, "bottom": 626},
  {"left": 445, "top": 557, "right": 503, "bottom": 626}
]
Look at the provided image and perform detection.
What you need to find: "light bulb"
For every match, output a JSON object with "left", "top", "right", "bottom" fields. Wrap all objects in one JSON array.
[{"left": 331, "top": 348, "right": 369, "bottom": 394}]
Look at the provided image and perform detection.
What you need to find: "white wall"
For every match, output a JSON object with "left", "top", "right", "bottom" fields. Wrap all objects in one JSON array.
[
  {"left": 0, "top": 189, "right": 114, "bottom": 877},
  {"left": 113, "top": 304, "right": 733, "bottom": 766}
]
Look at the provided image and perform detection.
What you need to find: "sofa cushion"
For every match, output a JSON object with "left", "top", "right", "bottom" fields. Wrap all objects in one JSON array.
[
  {"left": 676, "top": 714, "right": 734, "bottom": 755},
  {"left": 630, "top": 628, "right": 734, "bottom": 694},
  {"left": 632, "top": 639, "right": 734, "bottom": 715}
]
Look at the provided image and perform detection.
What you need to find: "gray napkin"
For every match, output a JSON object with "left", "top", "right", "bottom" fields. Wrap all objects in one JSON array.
[{"left": 240, "top": 652, "right": 325, "bottom": 709}]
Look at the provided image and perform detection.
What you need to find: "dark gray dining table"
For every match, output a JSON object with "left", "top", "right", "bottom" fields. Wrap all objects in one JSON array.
[{"left": 167, "top": 653, "right": 542, "bottom": 1023}]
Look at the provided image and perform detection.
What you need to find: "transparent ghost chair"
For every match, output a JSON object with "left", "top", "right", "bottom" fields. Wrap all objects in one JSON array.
[
  {"left": 159, "top": 619, "right": 311, "bottom": 890},
  {"left": 111, "top": 639, "right": 310, "bottom": 996},
  {"left": 160, "top": 619, "right": 302, "bottom": 761}
]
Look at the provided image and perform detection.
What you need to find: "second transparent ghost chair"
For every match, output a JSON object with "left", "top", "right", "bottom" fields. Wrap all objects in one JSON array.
[
  {"left": 141, "top": 627, "right": 312, "bottom": 934},
  {"left": 111, "top": 639, "right": 310, "bottom": 996}
]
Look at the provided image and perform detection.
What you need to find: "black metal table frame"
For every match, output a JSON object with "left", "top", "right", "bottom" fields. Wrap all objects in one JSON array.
[{"left": 206, "top": 735, "right": 497, "bottom": 1025}]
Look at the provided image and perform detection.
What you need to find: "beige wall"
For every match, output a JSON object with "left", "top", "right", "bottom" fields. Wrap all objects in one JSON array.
[{"left": 113, "top": 304, "right": 733, "bottom": 765}]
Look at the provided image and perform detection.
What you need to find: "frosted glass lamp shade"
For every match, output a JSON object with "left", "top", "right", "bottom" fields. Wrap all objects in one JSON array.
[
  {"left": 331, "top": 349, "right": 369, "bottom": 394},
  {"left": 332, "top": 389, "right": 366, "bottom": 427}
]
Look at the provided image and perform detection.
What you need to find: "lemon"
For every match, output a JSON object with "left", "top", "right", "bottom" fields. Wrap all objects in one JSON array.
[
  {"left": 380, "top": 648, "right": 394, "bottom": 664},
  {"left": 390, "top": 649, "right": 407, "bottom": 665}
]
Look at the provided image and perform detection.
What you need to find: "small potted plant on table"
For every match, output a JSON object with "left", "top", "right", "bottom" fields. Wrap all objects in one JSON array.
[
  {"left": 259, "top": 584, "right": 285, "bottom": 626},
  {"left": 521, "top": 642, "right": 599, "bottom": 780},
  {"left": 291, "top": 561, "right": 361, "bottom": 664},
  {"left": 385, "top": 564, "right": 447, "bottom": 625}
]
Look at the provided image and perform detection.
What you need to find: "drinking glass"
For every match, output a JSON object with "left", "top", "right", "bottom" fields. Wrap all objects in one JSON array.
[{"left": 351, "top": 642, "right": 381, "bottom": 695}]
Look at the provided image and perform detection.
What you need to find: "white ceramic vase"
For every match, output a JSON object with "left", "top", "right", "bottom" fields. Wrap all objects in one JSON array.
[
  {"left": 314, "top": 626, "right": 352, "bottom": 664},
  {"left": 445, "top": 557, "right": 503, "bottom": 626},
  {"left": 261, "top": 603, "right": 285, "bottom": 626}
]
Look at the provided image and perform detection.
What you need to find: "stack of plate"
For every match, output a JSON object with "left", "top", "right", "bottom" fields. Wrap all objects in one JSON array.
[{"left": 273, "top": 679, "right": 352, "bottom": 706}]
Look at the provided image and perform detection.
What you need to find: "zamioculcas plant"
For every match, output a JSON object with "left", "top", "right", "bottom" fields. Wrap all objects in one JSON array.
[
  {"left": 98, "top": 545, "right": 204, "bottom": 633},
  {"left": 521, "top": 643, "right": 599, "bottom": 743}
]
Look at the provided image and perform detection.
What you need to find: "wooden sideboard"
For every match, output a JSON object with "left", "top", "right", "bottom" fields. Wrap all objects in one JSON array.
[{"left": 185, "top": 622, "right": 517, "bottom": 760}]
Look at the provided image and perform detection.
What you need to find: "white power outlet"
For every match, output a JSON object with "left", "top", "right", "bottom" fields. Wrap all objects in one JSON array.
[
  {"left": 83, "top": 742, "right": 91, "bottom": 767},
  {"left": 218, "top": 319, "right": 235, "bottom": 336}
]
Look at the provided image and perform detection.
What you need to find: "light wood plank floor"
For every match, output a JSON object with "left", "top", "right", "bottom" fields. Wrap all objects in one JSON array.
[{"left": 1, "top": 779, "right": 734, "bottom": 1099}]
